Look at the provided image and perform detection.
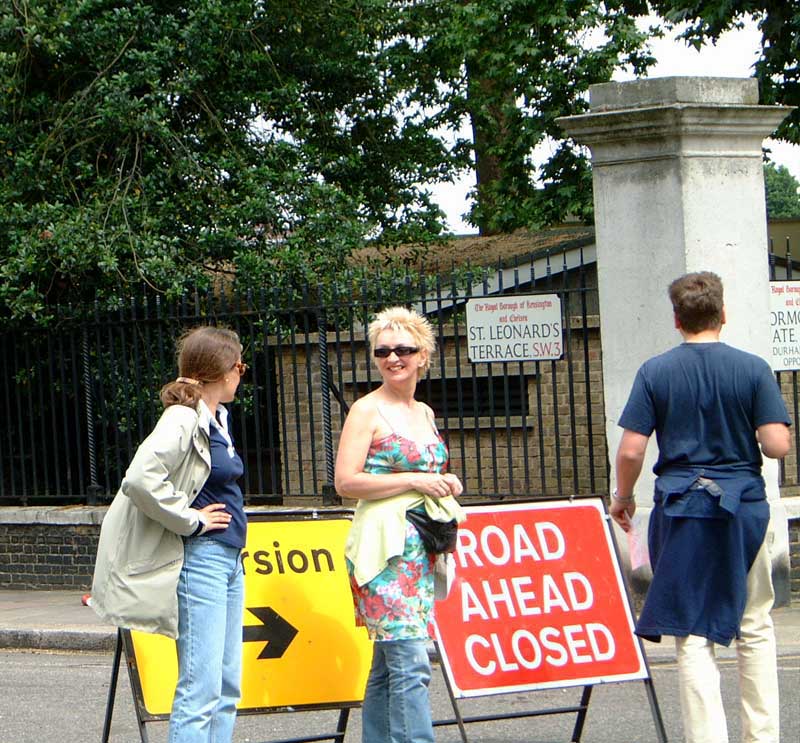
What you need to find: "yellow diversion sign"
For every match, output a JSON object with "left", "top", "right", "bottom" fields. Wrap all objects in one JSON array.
[{"left": 128, "top": 512, "right": 373, "bottom": 716}]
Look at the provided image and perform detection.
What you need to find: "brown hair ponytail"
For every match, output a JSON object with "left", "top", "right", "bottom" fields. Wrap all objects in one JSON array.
[{"left": 159, "top": 326, "right": 242, "bottom": 408}]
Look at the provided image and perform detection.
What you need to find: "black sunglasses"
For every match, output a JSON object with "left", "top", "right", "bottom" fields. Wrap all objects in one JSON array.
[{"left": 373, "top": 345, "right": 420, "bottom": 358}]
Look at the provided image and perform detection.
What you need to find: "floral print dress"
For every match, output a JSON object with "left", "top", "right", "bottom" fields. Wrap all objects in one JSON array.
[{"left": 347, "top": 429, "right": 449, "bottom": 641}]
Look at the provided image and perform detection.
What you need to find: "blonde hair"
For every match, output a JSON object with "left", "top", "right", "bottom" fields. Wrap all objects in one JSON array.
[
  {"left": 160, "top": 326, "right": 242, "bottom": 408},
  {"left": 368, "top": 306, "right": 436, "bottom": 379}
]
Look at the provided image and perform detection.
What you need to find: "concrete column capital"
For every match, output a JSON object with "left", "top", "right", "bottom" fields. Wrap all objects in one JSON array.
[
  {"left": 559, "top": 104, "right": 793, "bottom": 165},
  {"left": 558, "top": 78, "right": 794, "bottom": 166}
]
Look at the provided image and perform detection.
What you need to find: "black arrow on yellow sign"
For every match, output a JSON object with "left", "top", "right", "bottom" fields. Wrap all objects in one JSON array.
[{"left": 243, "top": 607, "right": 299, "bottom": 660}]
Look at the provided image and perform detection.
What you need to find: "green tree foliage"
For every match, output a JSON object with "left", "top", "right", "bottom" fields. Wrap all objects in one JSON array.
[
  {"left": 394, "top": 0, "right": 655, "bottom": 234},
  {"left": 0, "top": 1, "right": 655, "bottom": 320},
  {"left": 0, "top": 0, "right": 451, "bottom": 320},
  {"left": 765, "top": 162, "right": 800, "bottom": 218},
  {"left": 650, "top": 1, "right": 800, "bottom": 144}
]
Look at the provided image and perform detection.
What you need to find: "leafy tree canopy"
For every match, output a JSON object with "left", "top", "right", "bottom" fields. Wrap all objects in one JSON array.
[
  {"left": 395, "top": 0, "right": 655, "bottom": 233},
  {"left": 0, "top": 0, "right": 452, "bottom": 321},
  {"left": 1, "top": 0, "right": 655, "bottom": 321},
  {"left": 650, "top": 1, "right": 800, "bottom": 144},
  {"left": 765, "top": 162, "right": 800, "bottom": 219}
]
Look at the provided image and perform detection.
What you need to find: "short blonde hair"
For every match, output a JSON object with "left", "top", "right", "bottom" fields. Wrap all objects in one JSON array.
[{"left": 368, "top": 306, "right": 436, "bottom": 379}]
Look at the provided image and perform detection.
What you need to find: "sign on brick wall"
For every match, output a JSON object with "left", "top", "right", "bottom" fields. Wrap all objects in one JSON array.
[
  {"left": 466, "top": 295, "right": 562, "bottom": 363},
  {"left": 770, "top": 281, "right": 800, "bottom": 370}
]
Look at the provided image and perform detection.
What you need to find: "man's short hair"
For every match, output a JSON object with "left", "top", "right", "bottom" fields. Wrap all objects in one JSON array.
[{"left": 668, "top": 272, "right": 724, "bottom": 333}]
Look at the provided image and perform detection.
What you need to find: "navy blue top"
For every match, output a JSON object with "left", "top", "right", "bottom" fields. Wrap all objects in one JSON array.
[
  {"left": 619, "top": 342, "right": 790, "bottom": 475},
  {"left": 637, "top": 494, "right": 770, "bottom": 645},
  {"left": 192, "top": 414, "right": 247, "bottom": 549},
  {"left": 619, "top": 342, "right": 790, "bottom": 645}
]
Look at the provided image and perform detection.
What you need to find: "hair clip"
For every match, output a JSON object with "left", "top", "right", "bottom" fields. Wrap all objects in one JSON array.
[{"left": 176, "top": 376, "right": 202, "bottom": 386}]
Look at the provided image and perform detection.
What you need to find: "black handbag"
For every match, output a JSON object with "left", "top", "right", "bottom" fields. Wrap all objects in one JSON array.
[{"left": 405, "top": 508, "right": 458, "bottom": 553}]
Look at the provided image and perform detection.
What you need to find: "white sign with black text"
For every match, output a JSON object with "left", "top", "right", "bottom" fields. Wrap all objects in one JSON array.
[
  {"left": 466, "top": 295, "right": 562, "bottom": 363},
  {"left": 770, "top": 281, "right": 800, "bottom": 371}
]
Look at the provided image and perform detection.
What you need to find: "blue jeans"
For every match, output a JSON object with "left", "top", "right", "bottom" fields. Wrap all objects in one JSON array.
[
  {"left": 169, "top": 537, "right": 244, "bottom": 743},
  {"left": 362, "top": 639, "right": 435, "bottom": 743}
]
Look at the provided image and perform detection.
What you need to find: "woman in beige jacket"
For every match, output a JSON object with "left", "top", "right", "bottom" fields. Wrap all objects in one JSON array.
[{"left": 92, "top": 326, "right": 247, "bottom": 743}]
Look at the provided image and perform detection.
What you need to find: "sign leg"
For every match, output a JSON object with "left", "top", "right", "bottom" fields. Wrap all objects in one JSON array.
[
  {"left": 569, "top": 685, "right": 593, "bottom": 742},
  {"left": 643, "top": 676, "right": 668, "bottom": 742},
  {"left": 606, "top": 501, "right": 668, "bottom": 742},
  {"left": 333, "top": 707, "right": 350, "bottom": 743},
  {"left": 435, "top": 642, "right": 469, "bottom": 743},
  {"left": 121, "top": 630, "right": 151, "bottom": 742},
  {"left": 101, "top": 628, "right": 123, "bottom": 743}
]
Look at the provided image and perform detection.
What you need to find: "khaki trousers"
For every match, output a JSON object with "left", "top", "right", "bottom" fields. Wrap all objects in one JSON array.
[{"left": 674, "top": 537, "right": 779, "bottom": 743}]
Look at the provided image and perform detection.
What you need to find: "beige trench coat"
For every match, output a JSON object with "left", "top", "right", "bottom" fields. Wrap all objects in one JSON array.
[{"left": 91, "top": 403, "right": 212, "bottom": 638}]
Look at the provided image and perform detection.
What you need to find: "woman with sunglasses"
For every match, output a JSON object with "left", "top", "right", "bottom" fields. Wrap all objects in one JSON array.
[
  {"left": 92, "top": 325, "right": 248, "bottom": 743},
  {"left": 335, "top": 306, "right": 465, "bottom": 743}
]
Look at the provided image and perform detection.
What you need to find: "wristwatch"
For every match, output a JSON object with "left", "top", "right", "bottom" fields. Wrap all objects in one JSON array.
[{"left": 611, "top": 488, "right": 635, "bottom": 502}]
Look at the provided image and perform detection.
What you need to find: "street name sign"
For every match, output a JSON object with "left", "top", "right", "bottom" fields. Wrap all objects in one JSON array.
[
  {"left": 769, "top": 281, "right": 800, "bottom": 370},
  {"left": 466, "top": 294, "right": 563, "bottom": 363}
]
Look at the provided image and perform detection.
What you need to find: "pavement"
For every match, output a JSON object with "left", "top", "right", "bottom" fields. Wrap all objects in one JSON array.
[
  {"left": 0, "top": 591, "right": 117, "bottom": 653},
  {"left": 1, "top": 590, "right": 800, "bottom": 663}
]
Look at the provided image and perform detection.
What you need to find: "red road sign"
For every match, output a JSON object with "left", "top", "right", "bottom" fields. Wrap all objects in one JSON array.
[{"left": 433, "top": 499, "right": 647, "bottom": 698}]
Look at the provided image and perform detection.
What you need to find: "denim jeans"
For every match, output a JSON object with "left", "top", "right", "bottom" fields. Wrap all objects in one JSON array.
[
  {"left": 362, "top": 639, "right": 435, "bottom": 743},
  {"left": 169, "top": 537, "right": 244, "bottom": 743}
]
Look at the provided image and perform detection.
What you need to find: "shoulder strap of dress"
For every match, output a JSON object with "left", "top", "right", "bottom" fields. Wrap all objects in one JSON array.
[
  {"left": 422, "top": 405, "right": 441, "bottom": 438},
  {"left": 375, "top": 402, "right": 398, "bottom": 433}
]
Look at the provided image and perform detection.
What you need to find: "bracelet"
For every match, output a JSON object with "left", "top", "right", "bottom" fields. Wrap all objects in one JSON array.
[{"left": 612, "top": 488, "right": 635, "bottom": 502}]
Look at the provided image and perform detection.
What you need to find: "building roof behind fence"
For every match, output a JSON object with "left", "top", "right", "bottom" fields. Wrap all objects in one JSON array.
[{"left": 348, "top": 225, "right": 596, "bottom": 273}]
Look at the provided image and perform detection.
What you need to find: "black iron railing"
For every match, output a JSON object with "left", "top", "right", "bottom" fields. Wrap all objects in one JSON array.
[
  {"left": 5, "top": 234, "right": 799, "bottom": 506},
  {"left": 1, "top": 245, "right": 606, "bottom": 505}
]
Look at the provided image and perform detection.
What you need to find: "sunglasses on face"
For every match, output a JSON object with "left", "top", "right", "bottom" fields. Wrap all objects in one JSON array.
[
  {"left": 373, "top": 346, "right": 419, "bottom": 358},
  {"left": 233, "top": 361, "right": 248, "bottom": 375}
]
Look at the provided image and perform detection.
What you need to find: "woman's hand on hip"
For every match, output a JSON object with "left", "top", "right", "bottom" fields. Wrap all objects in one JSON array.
[{"left": 194, "top": 502, "right": 231, "bottom": 532}]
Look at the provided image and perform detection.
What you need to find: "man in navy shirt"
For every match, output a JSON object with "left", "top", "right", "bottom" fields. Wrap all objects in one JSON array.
[{"left": 611, "top": 272, "right": 790, "bottom": 743}]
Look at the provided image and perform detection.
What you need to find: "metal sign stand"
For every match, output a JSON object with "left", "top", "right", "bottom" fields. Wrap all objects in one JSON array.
[
  {"left": 100, "top": 628, "right": 123, "bottom": 743},
  {"left": 430, "top": 497, "right": 668, "bottom": 743},
  {"left": 100, "top": 630, "right": 355, "bottom": 743},
  {"left": 606, "top": 509, "right": 668, "bottom": 743},
  {"left": 434, "top": 651, "right": 595, "bottom": 743},
  {"left": 101, "top": 629, "right": 150, "bottom": 743},
  {"left": 435, "top": 655, "right": 668, "bottom": 742}
]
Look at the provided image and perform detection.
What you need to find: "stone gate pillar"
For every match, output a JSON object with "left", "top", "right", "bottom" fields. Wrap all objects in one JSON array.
[{"left": 558, "top": 77, "right": 794, "bottom": 600}]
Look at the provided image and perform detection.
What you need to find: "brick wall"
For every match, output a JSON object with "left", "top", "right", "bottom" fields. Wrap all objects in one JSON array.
[
  {"left": 0, "top": 508, "right": 103, "bottom": 590},
  {"left": 277, "top": 319, "right": 607, "bottom": 498},
  {"left": 0, "top": 523, "right": 99, "bottom": 590},
  {"left": 790, "top": 518, "right": 800, "bottom": 601}
]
